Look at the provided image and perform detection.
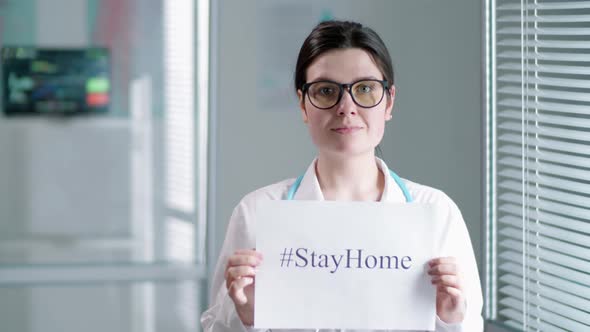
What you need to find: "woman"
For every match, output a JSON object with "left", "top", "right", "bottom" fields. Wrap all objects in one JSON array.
[{"left": 201, "top": 20, "right": 483, "bottom": 332}]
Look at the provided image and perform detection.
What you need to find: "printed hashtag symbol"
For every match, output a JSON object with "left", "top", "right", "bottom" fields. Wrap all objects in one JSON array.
[{"left": 280, "top": 248, "right": 294, "bottom": 267}]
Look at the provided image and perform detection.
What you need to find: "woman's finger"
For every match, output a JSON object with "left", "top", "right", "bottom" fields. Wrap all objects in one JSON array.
[
  {"left": 429, "top": 257, "right": 456, "bottom": 266},
  {"left": 428, "top": 263, "right": 459, "bottom": 276},
  {"left": 431, "top": 274, "right": 462, "bottom": 290},
  {"left": 225, "top": 265, "right": 256, "bottom": 284},
  {"left": 228, "top": 277, "right": 254, "bottom": 305},
  {"left": 227, "top": 254, "right": 261, "bottom": 268},
  {"left": 437, "top": 285, "right": 464, "bottom": 300},
  {"left": 234, "top": 249, "right": 264, "bottom": 260}
]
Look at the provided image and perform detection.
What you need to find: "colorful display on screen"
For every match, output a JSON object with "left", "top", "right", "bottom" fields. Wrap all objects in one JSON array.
[{"left": 2, "top": 47, "right": 110, "bottom": 115}]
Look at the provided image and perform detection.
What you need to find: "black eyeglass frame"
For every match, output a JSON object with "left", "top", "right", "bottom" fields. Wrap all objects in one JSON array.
[{"left": 301, "top": 79, "right": 390, "bottom": 110}]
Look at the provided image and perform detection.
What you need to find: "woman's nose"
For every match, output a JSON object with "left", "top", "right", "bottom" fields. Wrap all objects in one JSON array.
[{"left": 337, "top": 91, "right": 357, "bottom": 116}]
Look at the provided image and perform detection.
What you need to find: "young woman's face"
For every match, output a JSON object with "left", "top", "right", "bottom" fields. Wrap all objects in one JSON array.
[{"left": 297, "top": 48, "right": 395, "bottom": 158}]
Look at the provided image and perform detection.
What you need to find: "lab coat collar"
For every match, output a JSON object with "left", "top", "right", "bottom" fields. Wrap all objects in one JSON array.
[{"left": 292, "top": 157, "right": 407, "bottom": 203}]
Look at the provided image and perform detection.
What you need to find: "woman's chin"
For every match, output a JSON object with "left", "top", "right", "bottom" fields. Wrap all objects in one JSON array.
[{"left": 323, "top": 145, "right": 376, "bottom": 157}]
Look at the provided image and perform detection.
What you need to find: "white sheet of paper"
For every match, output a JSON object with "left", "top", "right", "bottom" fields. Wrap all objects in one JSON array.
[{"left": 255, "top": 201, "right": 446, "bottom": 330}]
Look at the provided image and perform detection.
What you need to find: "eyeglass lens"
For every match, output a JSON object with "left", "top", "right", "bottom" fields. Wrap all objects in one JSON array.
[{"left": 307, "top": 80, "right": 385, "bottom": 109}]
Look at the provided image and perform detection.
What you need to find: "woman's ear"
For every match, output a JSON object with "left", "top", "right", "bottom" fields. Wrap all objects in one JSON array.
[
  {"left": 297, "top": 89, "right": 309, "bottom": 123},
  {"left": 385, "top": 85, "right": 396, "bottom": 122}
]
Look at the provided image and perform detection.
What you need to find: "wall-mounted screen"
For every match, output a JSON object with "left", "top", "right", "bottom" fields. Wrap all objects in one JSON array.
[{"left": 2, "top": 47, "right": 110, "bottom": 115}]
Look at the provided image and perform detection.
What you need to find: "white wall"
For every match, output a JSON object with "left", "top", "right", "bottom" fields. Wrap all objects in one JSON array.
[
  {"left": 36, "top": 0, "right": 87, "bottom": 46},
  {"left": 211, "top": 0, "right": 483, "bottom": 274}
]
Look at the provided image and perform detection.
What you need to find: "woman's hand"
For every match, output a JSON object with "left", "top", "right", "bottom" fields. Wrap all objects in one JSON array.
[
  {"left": 428, "top": 257, "right": 466, "bottom": 324},
  {"left": 225, "top": 249, "right": 263, "bottom": 326}
]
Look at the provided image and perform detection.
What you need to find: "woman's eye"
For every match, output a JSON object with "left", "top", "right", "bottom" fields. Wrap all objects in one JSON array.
[
  {"left": 356, "top": 85, "right": 373, "bottom": 93},
  {"left": 319, "top": 88, "right": 335, "bottom": 95}
]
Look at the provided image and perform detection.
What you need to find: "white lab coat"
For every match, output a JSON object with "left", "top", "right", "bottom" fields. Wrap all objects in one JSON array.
[{"left": 201, "top": 158, "right": 484, "bottom": 332}]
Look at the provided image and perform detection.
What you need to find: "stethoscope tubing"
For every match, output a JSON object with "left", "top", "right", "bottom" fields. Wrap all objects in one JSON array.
[{"left": 286, "top": 169, "right": 412, "bottom": 202}]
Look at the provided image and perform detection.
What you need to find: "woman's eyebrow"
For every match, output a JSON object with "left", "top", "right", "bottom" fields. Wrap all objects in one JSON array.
[
  {"left": 307, "top": 76, "right": 336, "bottom": 82},
  {"left": 308, "top": 75, "right": 381, "bottom": 83},
  {"left": 354, "top": 76, "right": 381, "bottom": 81}
]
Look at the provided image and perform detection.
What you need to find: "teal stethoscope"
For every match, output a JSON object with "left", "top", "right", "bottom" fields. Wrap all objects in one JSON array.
[{"left": 285, "top": 169, "right": 413, "bottom": 202}]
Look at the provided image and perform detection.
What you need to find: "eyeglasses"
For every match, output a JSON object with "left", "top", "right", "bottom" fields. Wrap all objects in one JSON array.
[{"left": 302, "top": 79, "right": 389, "bottom": 110}]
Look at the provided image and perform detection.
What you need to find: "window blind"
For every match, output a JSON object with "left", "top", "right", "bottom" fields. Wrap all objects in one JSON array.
[
  {"left": 490, "top": 0, "right": 590, "bottom": 331},
  {"left": 163, "top": 0, "right": 196, "bottom": 264},
  {"left": 164, "top": 0, "right": 195, "bottom": 215}
]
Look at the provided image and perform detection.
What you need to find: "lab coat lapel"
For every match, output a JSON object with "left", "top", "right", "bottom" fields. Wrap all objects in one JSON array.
[
  {"left": 292, "top": 158, "right": 324, "bottom": 200},
  {"left": 292, "top": 157, "right": 408, "bottom": 203},
  {"left": 376, "top": 158, "right": 408, "bottom": 203}
]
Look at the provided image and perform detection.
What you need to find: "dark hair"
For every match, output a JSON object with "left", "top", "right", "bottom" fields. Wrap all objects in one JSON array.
[{"left": 294, "top": 20, "right": 395, "bottom": 93}]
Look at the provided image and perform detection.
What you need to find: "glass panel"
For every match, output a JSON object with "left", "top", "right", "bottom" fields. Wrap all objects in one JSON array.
[
  {"left": 0, "top": 281, "right": 203, "bottom": 332},
  {"left": 0, "top": 0, "right": 199, "bottom": 266}
]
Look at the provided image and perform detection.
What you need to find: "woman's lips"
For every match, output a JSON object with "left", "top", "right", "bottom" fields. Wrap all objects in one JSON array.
[{"left": 331, "top": 126, "right": 363, "bottom": 134}]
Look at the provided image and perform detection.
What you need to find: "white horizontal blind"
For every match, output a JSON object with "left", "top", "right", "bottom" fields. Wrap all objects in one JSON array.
[{"left": 493, "top": 0, "right": 590, "bottom": 331}]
